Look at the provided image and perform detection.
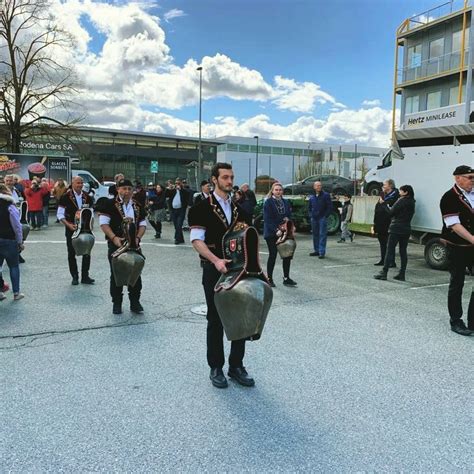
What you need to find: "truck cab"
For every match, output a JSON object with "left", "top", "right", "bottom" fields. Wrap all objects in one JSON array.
[{"left": 72, "top": 170, "right": 109, "bottom": 200}]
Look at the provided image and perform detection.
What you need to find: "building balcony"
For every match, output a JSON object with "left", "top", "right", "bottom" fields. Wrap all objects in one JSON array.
[{"left": 397, "top": 50, "right": 468, "bottom": 87}]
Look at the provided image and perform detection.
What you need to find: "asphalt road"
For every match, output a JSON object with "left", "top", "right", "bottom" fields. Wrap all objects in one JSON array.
[{"left": 1, "top": 221, "right": 472, "bottom": 472}]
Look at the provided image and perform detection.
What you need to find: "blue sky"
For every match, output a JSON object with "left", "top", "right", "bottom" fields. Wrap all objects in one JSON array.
[{"left": 56, "top": 0, "right": 450, "bottom": 146}]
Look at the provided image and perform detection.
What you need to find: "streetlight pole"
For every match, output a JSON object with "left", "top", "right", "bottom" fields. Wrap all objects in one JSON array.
[
  {"left": 254, "top": 135, "right": 259, "bottom": 192},
  {"left": 197, "top": 66, "right": 203, "bottom": 183}
]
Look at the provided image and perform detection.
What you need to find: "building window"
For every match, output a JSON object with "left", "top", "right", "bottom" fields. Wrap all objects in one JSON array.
[
  {"left": 227, "top": 144, "right": 238, "bottom": 152},
  {"left": 429, "top": 38, "right": 444, "bottom": 59},
  {"left": 407, "top": 44, "right": 422, "bottom": 68},
  {"left": 238, "top": 144, "right": 250, "bottom": 152},
  {"left": 272, "top": 147, "right": 283, "bottom": 155},
  {"left": 452, "top": 28, "right": 470, "bottom": 52},
  {"left": 449, "top": 85, "right": 465, "bottom": 105},
  {"left": 405, "top": 96, "right": 419, "bottom": 114},
  {"left": 427, "top": 90, "right": 442, "bottom": 110}
]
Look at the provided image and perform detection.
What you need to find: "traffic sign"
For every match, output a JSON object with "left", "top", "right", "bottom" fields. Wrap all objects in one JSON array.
[{"left": 150, "top": 161, "right": 159, "bottom": 173}]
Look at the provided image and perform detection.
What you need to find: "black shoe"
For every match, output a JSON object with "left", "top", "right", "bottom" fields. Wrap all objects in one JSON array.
[
  {"left": 318, "top": 255, "right": 325, "bottom": 259},
  {"left": 174, "top": 240, "right": 185, "bottom": 245},
  {"left": 155, "top": 234, "right": 161, "bottom": 239},
  {"left": 350, "top": 234, "right": 354, "bottom": 242},
  {"left": 374, "top": 271, "right": 387, "bottom": 280},
  {"left": 130, "top": 302, "right": 144, "bottom": 314},
  {"left": 393, "top": 273, "right": 405, "bottom": 281},
  {"left": 450, "top": 321, "right": 474, "bottom": 336},
  {"left": 309, "top": 252, "right": 319, "bottom": 256},
  {"left": 283, "top": 278, "right": 297, "bottom": 286},
  {"left": 113, "top": 302, "right": 123, "bottom": 315},
  {"left": 337, "top": 239, "right": 345, "bottom": 243},
  {"left": 374, "top": 261, "right": 384, "bottom": 266},
  {"left": 71, "top": 277, "right": 79, "bottom": 285},
  {"left": 268, "top": 278, "right": 276, "bottom": 288},
  {"left": 210, "top": 368, "right": 228, "bottom": 388},
  {"left": 81, "top": 276, "right": 95, "bottom": 284},
  {"left": 389, "top": 263, "right": 397, "bottom": 268},
  {"left": 228, "top": 366, "right": 255, "bottom": 387},
  {"left": 19, "top": 255, "right": 25, "bottom": 263}
]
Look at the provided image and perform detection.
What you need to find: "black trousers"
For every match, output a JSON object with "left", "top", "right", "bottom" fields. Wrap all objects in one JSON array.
[
  {"left": 149, "top": 219, "right": 162, "bottom": 236},
  {"left": 66, "top": 230, "right": 91, "bottom": 279},
  {"left": 383, "top": 233, "right": 409, "bottom": 273},
  {"left": 202, "top": 263, "right": 245, "bottom": 369},
  {"left": 265, "top": 236, "right": 291, "bottom": 279},
  {"left": 447, "top": 245, "right": 474, "bottom": 327},
  {"left": 107, "top": 242, "right": 142, "bottom": 304},
  {"left": 377, "top": 232, "right": 395, "bottom": 265},
  {"left": 171, "top": 208, "right": 186, "bottom": 243}
]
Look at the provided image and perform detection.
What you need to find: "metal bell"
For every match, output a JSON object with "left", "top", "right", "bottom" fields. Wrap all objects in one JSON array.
[
  {"left": 71, "top": 208, "right": 95, "bottom": 256},
  {"left": 112, "top": 251, "right": 145, "bottom": 287},
  {"left": 214, "top": 277, "right": 273, "bottom": 341},
  {"left": 277, "top": 238, "right": 296, "bottom": 259},
  {"left": 22, "top": 223, "right": 30, "bottom": 241}
]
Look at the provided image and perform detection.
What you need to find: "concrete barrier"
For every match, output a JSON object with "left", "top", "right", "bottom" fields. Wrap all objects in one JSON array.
[{"left": 352, "top": 196, "right": 378, "bottom": 225}]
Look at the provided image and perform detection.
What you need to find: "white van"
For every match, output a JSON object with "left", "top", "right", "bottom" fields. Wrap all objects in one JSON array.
[{"left": 72, "top": 170, "right": 110, "bottom": 200}]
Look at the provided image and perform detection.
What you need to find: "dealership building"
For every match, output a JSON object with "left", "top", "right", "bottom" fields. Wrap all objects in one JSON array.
[{"left": 0, "top": 125, "right": 386, "bottom": 189}]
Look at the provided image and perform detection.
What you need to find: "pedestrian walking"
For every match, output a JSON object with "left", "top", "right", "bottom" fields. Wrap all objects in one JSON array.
[
  {"left": 189, "top": 162, "right": 255, "bottom": 389},
  {"left": 374, "top": 185, "right": 415, "bottom": 282},
  {"left": 165, "top": 178, "right": 189, "bottom": 244},
  {"left": 57, "top": 177, "right": 95, "bottom": 286},
  {"left": 148, "top": 184, "right": 167, "bottom": 238},
  {"left": 439, "top": 165, "right": 474, "bottom": 336},
  {"left": 373, "top": 179, "right": 399, "bottom": 266},
  {"left": 0, "top": 184, "right": 24, "bottom": 301},
  {"left": 308, "top": 181, "right": 332, "bottom": 258},
  {"left": 263, "top": 182, "right": 297, "bottom": 287},
  {"left": 193, "top": 180, "right": 211, "bottom": 205},
  {"left": 337, "top": 193, "right": 354, "bottom": 243},
  {"left": 41, "top": 178, "right": 51, "bottom": 227}
]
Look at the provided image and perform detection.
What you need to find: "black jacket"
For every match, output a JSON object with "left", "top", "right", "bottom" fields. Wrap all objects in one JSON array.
[
  {"left": 165, "top": 188, "right": 191, "bottom": 209},
  {"left": 373, "top": 189, "right": 399, "bottom": 234},
  {"left": 385, "top": 196, "right": 415, "bottom": 235}
]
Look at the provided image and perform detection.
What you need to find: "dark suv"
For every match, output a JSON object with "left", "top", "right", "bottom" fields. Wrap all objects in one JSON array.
[{"left": 283, "top": 174, "right": 354, "bottom": 196}]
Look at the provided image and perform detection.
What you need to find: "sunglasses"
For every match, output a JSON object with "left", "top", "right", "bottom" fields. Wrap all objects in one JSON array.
[{"left": 460, "top": 175, "right": 474, "bottom": 180}]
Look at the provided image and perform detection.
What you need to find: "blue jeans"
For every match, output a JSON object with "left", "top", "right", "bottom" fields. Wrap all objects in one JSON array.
[
  {"left": 0, "top": 238, "right": 20, "bottom": 293},
  {"left": 28, "top": 210, "right": 43, "bottom": 229},
  {"left": 311, "top": 216, "right": 328, "bottom": 255},
  {"left": 42, "top": 205, "right": 49, "bottom": 226},
  {"left": 171, "top": 207, "right": 186, "bottom": 243}
]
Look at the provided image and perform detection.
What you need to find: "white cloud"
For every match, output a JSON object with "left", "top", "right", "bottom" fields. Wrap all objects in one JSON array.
[
  {"left": 362, "top": 99, "right": 381, "bottom": 107},
  {"left": 27, "top": 0, "right": 391, "bottom": 148},
  {"left": 164, "top": 8, "right": 186, "bottom": 22}
]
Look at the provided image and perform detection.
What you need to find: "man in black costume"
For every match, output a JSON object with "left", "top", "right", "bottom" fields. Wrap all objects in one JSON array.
[{"left": 189, "top": 163, "right": 254, "bottom": 389}]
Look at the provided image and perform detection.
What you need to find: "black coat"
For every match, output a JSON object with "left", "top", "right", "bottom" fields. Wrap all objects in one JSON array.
[
  {"left": 373, "top": 189, "right": 399, "bottom": 234},
  {"left": 386, "top": 196, "right": 415, "bottom": 235},
  {"left": 165, "top": 188, "right": 191, "bottom": 208}
]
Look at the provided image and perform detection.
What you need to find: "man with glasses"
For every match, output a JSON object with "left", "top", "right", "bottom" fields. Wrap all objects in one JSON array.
[{"left": 440, "top": 165, "right": 474, "bottom": 336}]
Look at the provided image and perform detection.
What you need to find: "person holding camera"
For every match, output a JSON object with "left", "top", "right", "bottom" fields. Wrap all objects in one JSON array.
[
  {"left": 0, "top": 184, "right": 24, "bottom": 301},
  {"left": 24, "top": 179, "right": 49, "bottom": 230}
]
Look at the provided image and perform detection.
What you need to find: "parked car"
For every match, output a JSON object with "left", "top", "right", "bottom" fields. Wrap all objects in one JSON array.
[{"left": 283, "top": 174, "right": 354, "bottom": 196}]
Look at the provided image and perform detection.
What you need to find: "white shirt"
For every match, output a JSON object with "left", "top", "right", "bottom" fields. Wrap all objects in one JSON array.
[
  {"left": 443, "top": 186, "right": 474, "bottom": 227},
  {"left": 10, "top": 187, "right": 20, "bottom": 204},
  {"left": 56, "top": 191, "right": 84, "bottom": 221},
  {"left": 172, "top": 190, "right": 182, "bottom": 209},
  {"left": 98, "top": 199, "right": 147, "bottom": 227},
  {"left": 190, "top": 192, "right": 231, "bottom": 242}
]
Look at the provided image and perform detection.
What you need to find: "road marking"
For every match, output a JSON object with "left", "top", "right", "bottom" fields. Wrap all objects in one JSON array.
[
  {"left": 323, "top": 257, "right": 425, "bottom": 269},
  {"left": 410, "top": 283, "right": 449, "bottom": 290}
]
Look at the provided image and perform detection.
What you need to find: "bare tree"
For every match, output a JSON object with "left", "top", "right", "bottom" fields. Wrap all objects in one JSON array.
[{"left": 0, "top": 0, "right": 82, "bottom": 152}]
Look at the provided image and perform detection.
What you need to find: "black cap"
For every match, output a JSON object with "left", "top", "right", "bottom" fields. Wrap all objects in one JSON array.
[
  {"left": 117, "top": 179, "right": 133, "bottom": 188},
  {"left": 200, "top": 180, "right": 209, "bottom": 186},
  {"left": 453, "top": 165, "right": 474, "bottom": 175}
]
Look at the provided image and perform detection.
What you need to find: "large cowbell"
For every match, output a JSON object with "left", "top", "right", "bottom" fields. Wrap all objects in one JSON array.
[
  {"left": 214, "top": 223, "right": 273, "bottom": 341},
  {"left": 20, "top": 201, "right": 30, "bottom": 241},
  {"left": 71, "top": 208, "right": 95, "bottom": 256},
  {"left": 276, "top": 219, "right": 297, "bottom": 259},
  {"left": 111, "top": 219, "right": 145, "bottom": 287}
]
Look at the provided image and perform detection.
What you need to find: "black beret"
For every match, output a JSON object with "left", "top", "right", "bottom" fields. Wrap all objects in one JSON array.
[
  {"left": 200, "top": 180, "right": 209, "bottom": 186},
  {"left": 453, "top": 165, "right": 474, "bottom": 175},
  {"left": 117, "top": 179, "right": 133, "bottom": 187}
]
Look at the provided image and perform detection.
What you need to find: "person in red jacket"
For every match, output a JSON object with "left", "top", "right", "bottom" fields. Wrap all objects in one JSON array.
[{"left": 24, "top": 179, "right": 50, "bottom": 230}]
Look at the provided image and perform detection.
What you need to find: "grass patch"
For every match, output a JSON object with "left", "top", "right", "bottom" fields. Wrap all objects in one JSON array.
[{"left": 349, "top": 223, "right": 373, "bottom": 235}]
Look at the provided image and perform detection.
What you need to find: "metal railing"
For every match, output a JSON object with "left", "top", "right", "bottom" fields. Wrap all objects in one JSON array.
[
  {"left": 405, "top": 1, "right": 469, "bottom": 32},
  {"left": 397, "top": 49, "right": 468, "bottom": 85}
]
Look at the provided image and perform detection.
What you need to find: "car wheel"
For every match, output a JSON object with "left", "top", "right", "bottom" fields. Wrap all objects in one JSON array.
[
  {"left": 424, "top": 238, "right": 449, "bottom": 270},
  {"left": 366, "top": 182, "right": 382, "bottom": 196},
  {"left": 327, "top": 211, "right": 341, "bottom": 235}
]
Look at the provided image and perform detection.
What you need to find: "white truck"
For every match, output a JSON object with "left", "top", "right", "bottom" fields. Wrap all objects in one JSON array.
[
  {"left": 362, "top": 124, "right": 474, "bottom": 269},
  {"left": 72, "top": 169, "right": 110, "bottom": 200}
]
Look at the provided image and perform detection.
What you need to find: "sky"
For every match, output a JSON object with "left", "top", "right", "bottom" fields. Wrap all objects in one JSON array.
[{"left": 44, "top": 0, "right": 449, "bottom": 147}]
